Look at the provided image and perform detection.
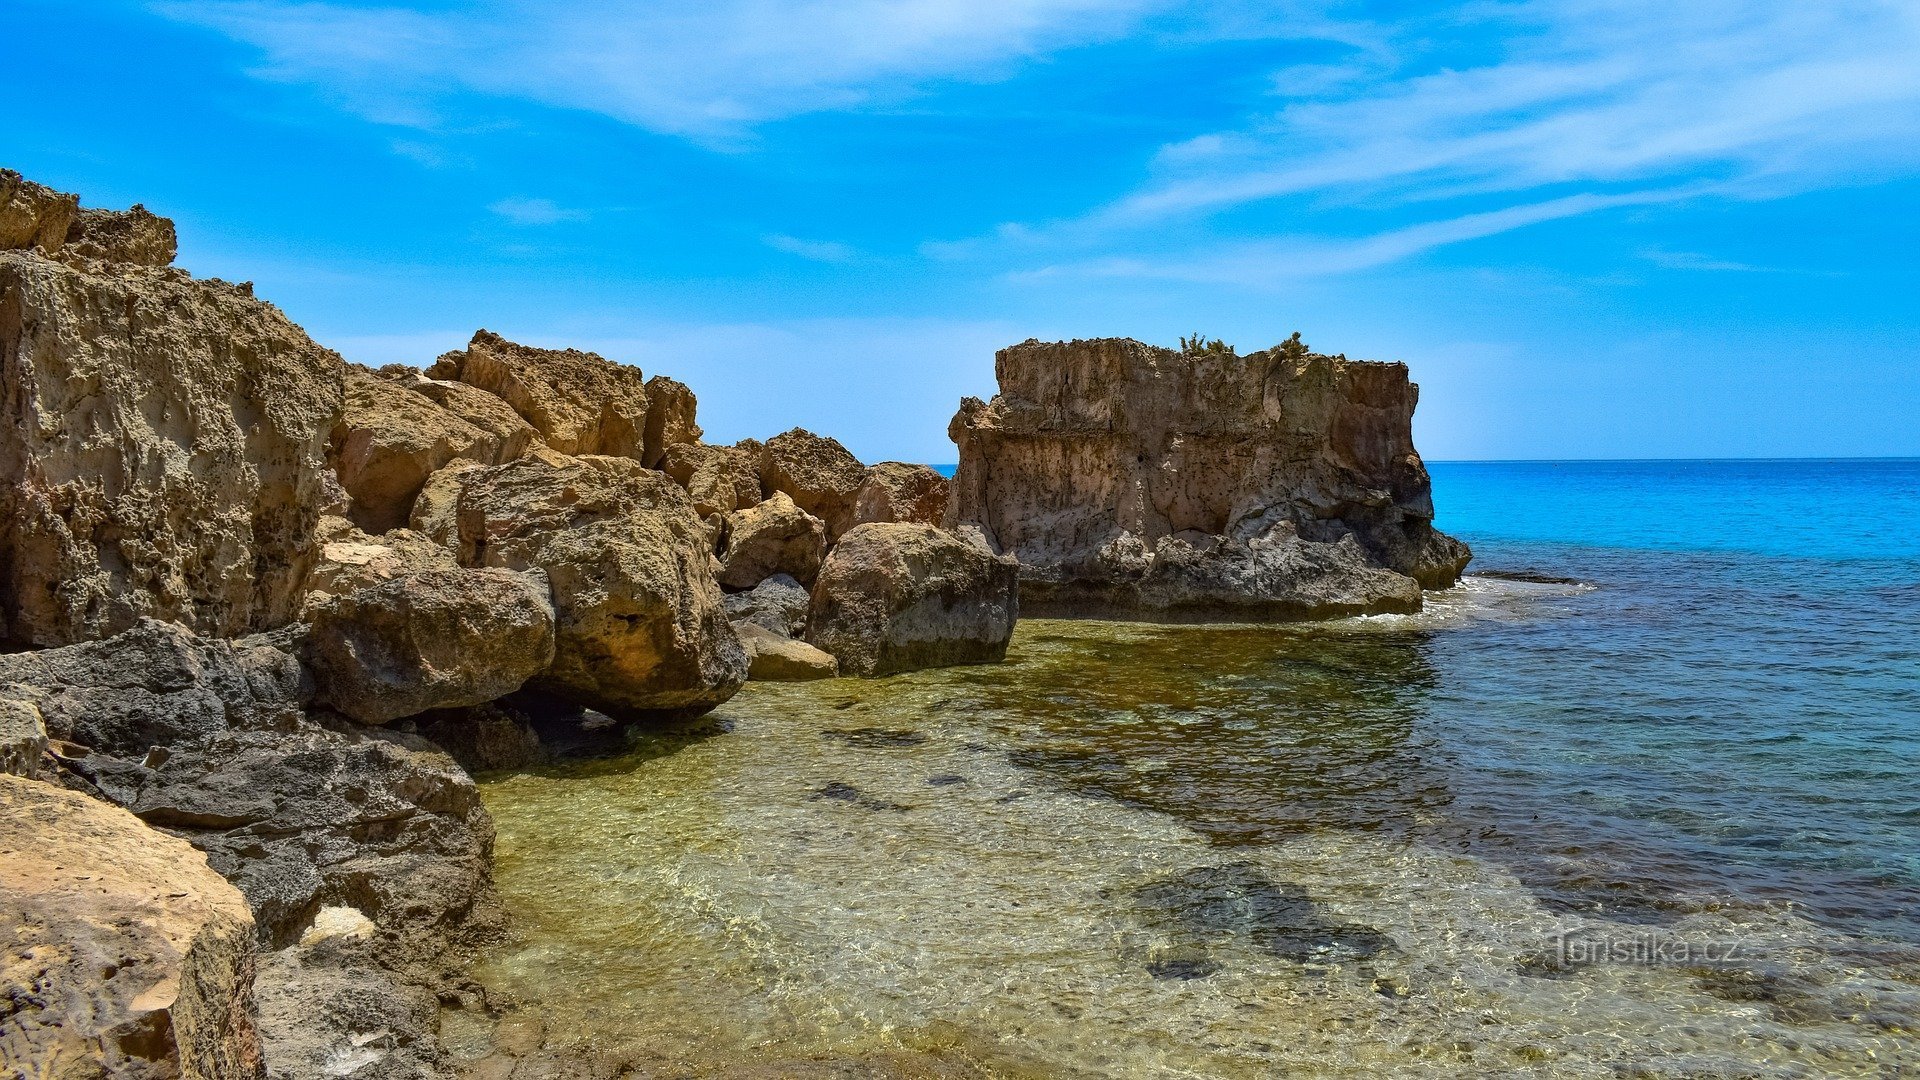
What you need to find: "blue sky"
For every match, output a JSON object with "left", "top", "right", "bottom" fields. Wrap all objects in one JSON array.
[{"left": 8, "top": 0, "right": 1919, "bottom": 463}]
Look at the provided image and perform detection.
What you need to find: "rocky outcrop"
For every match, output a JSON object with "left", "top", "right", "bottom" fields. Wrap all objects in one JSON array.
[
  {"left": 0, "top": 190, "right": 343, "bottom": 648},
  {"left": 758, "top": 428, "right": 867, "bottom": 542},
  {"left": 853, "top": 461, "right": 950, "bottom": 527},
  {"left": 718, "top": 491, "right": 827, "bottom": 589},
  {"left": 299, "top": 516, "right": 463, "bottom": 615},
  {"left": 0, "top": 169, "right": 78, "bottom": 253},
  {"left": 62, "top": 205, "right": 179, "bottom": 267},
  {"left": 303, "top": 566, "right": 556, "bottom": 724},
  {"left": 735, "top": 621, "right": 837, "bottom": 681},
  {"left": 1, "top": 774, "right": 262, "bottom": 1080},
  {"left": 451, "top": 454, "right": 747, "bottom": 719},
  {"left": 723, "top": 573, "right": 811, "bottom": 638},
  {"left": 330, "top": 367, "right": 506, "bottom": 533},
  {"left": 425, "top": 330, "right": 701, "bottom": 468},
  {"left": 947, "top": 336, "right": 1471, "bottom": 620},
  {"left": 1, "top": 698, "right": 47, "bottom": 778},
  {"left": 805, "top": 523, "right": 1019, "bottom": 677},
  {"left": 660, "top": 442, "right": 761, "bottom": 518}
]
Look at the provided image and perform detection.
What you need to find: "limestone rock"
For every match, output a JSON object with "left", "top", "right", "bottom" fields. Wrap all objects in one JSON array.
[
  {"left": 408, "top": 460, "right": 486, "bottom": 550},
  {"left": 451, "top": 455, "right": 747, "bottom": 719},
  {"left": 758, "top": 428, "right": 867, "bottom": 542},
  {"left": 718, "top": 491, "right": 828, "bottom": 590},
  {"left": 642, "top": 375, "right": 702, "bottom": 468},
  {"left": 330, "top": 366, "right": 502, "bottom": 533},
  {"left": 853, "top": 461, "right": 950, "bottom": 527},
  {"left": 736, "top": 621, "right": 837, "bottom": 681},
  {"left": 722, "top": 573, "right": 811, "bottom": 638},
  {"left": 426, "top": 330, "right": 659, "bottom": 460},
  {"left": 0, "top": 774, "right": 263, "bottom": 1080},
  {"left": 299, "top": 516, "right": 462, "bottom": 616},
  {"left": 661, "top": 442, "right": 761, "bottom": 518},
  {"left": 61, "top": 205, "right": 179, "bottom": 267},
  {"left": 0, "top": 168, "right": 78, "bottom": 253},
  {"left": 413, "top": 701, "right": 543, "bottom": 774},
  {"left": 947, "top": 337, "right": 1472, "bottom": 620},
  {"left": 407, "top": 374, "right": 541, "bottom": 463},
  {"left": 806, "top": 523, "right": 1019, "bottom": 677},
  {"left": 0, "top": 225, "right": 343, "bottom": 648},
  {"left": 304, "top": 567, "right": 556, "bottom": 724},
  {"left": 0, "top": 698, "right": 47, "bottom": 778}
]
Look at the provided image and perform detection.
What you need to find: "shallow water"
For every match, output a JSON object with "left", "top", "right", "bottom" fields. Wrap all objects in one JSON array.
[{"left": 473, "top": 460, "right": 1920, "bottom": 1077}]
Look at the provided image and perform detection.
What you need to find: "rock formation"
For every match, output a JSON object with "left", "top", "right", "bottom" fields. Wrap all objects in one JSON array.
[
  {"left": 853, "top": 461, "right": 950, "bottom": 528},
  {"left": 450, "top": 454, "right": 748, "bottom": 718},
  {"left": 1, "top": 775, "right": 263, "bottom": 1080},
  {"left": 1, "top": 183, "right": 342, "bottom": 648},
  {"left": 947, "top": 336, "right": 1471, "bottom": 620},
  {"left": 723, "top": 574, "right": 811, "bottom": 638},
  {"left": 329, "top": 366, "right": 529, "bottom": 533},
  {"left": 758, "top": 427, "right": 867, "bottom": 542},
  {"left": 660, "top": 442, "right": 762, "bottom": 519},
  {"left": 806, "top": 523, "right": 1020, "bottom": 676},
  {"left": 735, "top": 621, "right": 838, "bottom": 681},
  {"left": 717, "top": 491, "right": 828, "bottom": 589}
]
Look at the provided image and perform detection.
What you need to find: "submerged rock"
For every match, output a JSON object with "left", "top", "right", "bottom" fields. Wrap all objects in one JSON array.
[
  {"left": 0, "top": 774, "right": 263, "bottom": 1080},
  {"left": 303, "top": 566, "right": 556, "bottom": 724},
  {"left": 452, "top": 454, "right": 747, "bottom": 719},
  {"left": 718, "top": 491, "right": 828, "bottom": 589},
  {"left": 805, "top": 523, "right": 1019, "bottom": 676},
  {"left": 0, "top": 193, "right": 343, "bottom": 647},
  {"left": 947, "top": 336, "right": 1471, "bottom": 619}
]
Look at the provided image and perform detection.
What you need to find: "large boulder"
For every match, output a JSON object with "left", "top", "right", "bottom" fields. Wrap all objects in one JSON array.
[
  {"left": 61, "top": 205, "right": 179, "bottom": 267},
  {"left": 304, "top": 566, "right": 556, "bottom": 724},
  {"left": 0, "top": 181, "right": 343, "bottom": 648},
  {"left": 853, "top": 461, "right": 950, "bottom": 527},
  {"left": 299, "top": 515, "right": 463, "bottom": 615},
  {"left": 660, "top": 442, "right": 761, "bottom": 518},
  {"left": 0, "top": 775, "right": 262, "bottom": 1080},
  {"left": 717, "top": 491, "right": 827, "bottom": 590},
  {"left": 0, "top": 168, "right": 78, "bottom": 253},
  {"left": 425, "top": 330, "right": 701, "bottom": 467},
  {"left": 735, "top": 621, "right": 837, "bottom": 681},
  {"left": 805, "top": 523, "right": 1020, "bottom": 677},
  {"left": 947, "top": 336, "right": 1472, "bottom": 620},
  {"left": 758, "top": 428, "right": 867, "bottom": 542},
  {"left": 451, "top": 455, "right": 747, "bottom": 719},
  {"left": 329, "top": 366, "right": 503, "bottom": 533}
]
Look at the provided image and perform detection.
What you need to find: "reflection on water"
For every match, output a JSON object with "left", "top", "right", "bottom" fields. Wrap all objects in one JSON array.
[{"left": 470, "top": 598, "right": 1920, "bottom": 1077}]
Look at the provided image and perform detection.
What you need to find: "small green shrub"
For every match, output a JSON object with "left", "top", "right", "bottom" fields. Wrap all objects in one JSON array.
[{"left": 1178, "top": 333, "right": 1235, "bottom": 357}]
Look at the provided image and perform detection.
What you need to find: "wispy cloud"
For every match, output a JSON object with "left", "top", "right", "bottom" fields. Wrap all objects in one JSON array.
[
  {"left": 1641, "top": 249, "right": 1769, "bottom": 274},
  {"left": 764, "top": 234, "right": 859, "bottom": 263},
  {"left": 488, "top": 197, "right": 587, "bottom": 225},
  {"left": 155, "top": 0, "right": 1168, "bottom": 142}
]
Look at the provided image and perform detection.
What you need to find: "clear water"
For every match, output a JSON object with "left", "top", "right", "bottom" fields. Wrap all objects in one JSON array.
[{"left": 470, "top": 460, "right": 1920, "bottom": 1077}]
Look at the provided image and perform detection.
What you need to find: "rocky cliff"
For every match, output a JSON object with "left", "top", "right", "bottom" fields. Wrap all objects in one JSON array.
[{"left": 947, "top": 335, "right": 1470, "bottom": 620}]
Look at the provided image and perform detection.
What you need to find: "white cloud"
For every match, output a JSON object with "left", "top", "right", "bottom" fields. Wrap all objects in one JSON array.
[
  {"left": 488, "top": 197, "right": 587, "bottom": 225},
  {"left": 764, "top": 234, "right": 859, "bottom": 263},
  {"left": 156, "top": 0, "right": 1168, "bottom": 142}
]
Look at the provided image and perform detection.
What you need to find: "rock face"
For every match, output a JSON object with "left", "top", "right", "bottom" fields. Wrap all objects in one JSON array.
[
  {"left": 722, "top": 573, "right": 811, "bottom": 638},
  {"left": 425, "top": 330, "right": 700, "bottom": 467},
  {"left": 1, "top": 774, "right": 262, "bottom": 1080},
  {"left": 451, "top": 454, "right": 748, "bottom": 719},
  {"left": 63, "top": 205, "right": 179, "bottom": 267},
  {"left": 303, "top": 566, "right": 556, "bottom": 724},
  {"left": 758, "top": 428, "right": 867, "bottom": 542},
  {"left": 660, "top": 442, "right": 761, "bottom": 519},
  {"left": 1, "top": 698, "right": 47, "bottom": 778},
  {"left": 806, "top": 523, "right": 1020, "bottom": 677},
  {"left": 718, "top": 491, "right": 827, "bottom": 589},
  {"left": 0, "top": 169, "right": 78, "bottom": 253},
  {"left": 0, "top": 191, "right": 343, "bottom": 648},
  {"left": 947, "top": 336, "right": 1471, "bottom": 620},
  {"left": 330, "top": 367, "right": 506, "bottom": 533},
  {"left": 853, "top": 461, "right": 950, "bottom": 528},
  {"left": 735, "top": 621, "right": 837, "bottom": 681}
]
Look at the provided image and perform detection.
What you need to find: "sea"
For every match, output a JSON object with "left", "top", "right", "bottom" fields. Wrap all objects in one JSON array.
[{"left": 466, "top": 459, "right": 1920, "bottom": 1077}]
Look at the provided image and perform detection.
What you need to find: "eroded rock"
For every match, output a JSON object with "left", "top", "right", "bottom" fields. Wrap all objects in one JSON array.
[
  {"left": 947, "top": 336, "right": 1471, "bottom": 620},
  {"left": 0, "top": 775, "right": 263, "bottom": 1080},
  {"left": 660, "top": 442, "right": 761, "bottom": 518},
  {"left": 718, "top": 491, "right": 827, "bottom": 590},
  {"left": 452, "top": 454, "right": 747, "bottom": 719},
  {"left": 61, "top": 204, "right": 179, "bottom": 267},
  {"left": 736, "top": 621, "right": 838, "bottom": 681},
  {"left": 853, "top": 461, "right": 950, "bottom": 527},
  {"left": 722, "top": 573, "right": 811, "bottom": 638},
  {"left": 304, "top": 566, "right": 556, "bottom": 724},
  {"left": 758, "top": 428, "right": 867, "bottom": 542},
  {"left": 330, "top": 367, "right": 503, "bottom": 533},
  {"left": 0, "top": 168, "right": 78, "bottom": 253},
  {"left": 806, "top": 523, "right": 1019, "bottom": 677}
]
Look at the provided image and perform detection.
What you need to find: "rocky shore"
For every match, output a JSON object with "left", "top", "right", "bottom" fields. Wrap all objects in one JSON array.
[{"left": 0, "top": 170, "right": 1464, "bottom": 1078}]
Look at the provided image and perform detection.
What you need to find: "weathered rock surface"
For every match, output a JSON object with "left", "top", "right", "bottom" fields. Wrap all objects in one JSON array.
[
  {"left": 718, "top": 491, "right": 828, "bottom": 590},
  {"left": 1, "top": 698, "right": 47, "bottom": 778},
  {"left": 806, "top": 523, "right": 1019, "bottom": 677},
  {"left": 735, "top": 621, "right": 838, "bottom": 681},
  {"left": 413, "top": 700, "right": 543, "bottom": 775},
  {"left": 758, "top": 428, "right": 867, "bottom": 542},
  {"left": 947, "top": 336, "right": 1471, "bottom": 620},
  {"left": 62, "top": 205, "right": 179, "bottom": 268},
  {"left": 330, "top": 366, "right": 504, "bottom": 533},
  {"left": 407, "top": 460, "right": 486, "bottom": 550},
  {"left": 451, "top": 454, "right": 747, "bottom": 719},
  {"left": 304, "top": 566, "right": 556, "bottom": 724},
  {"left": 0, "top": 195, "right": 343, "bottom": 647},
  {"left": 853, "top": 461, "right": 950, "bottom": 528},
  {"left": 722, "top": 573, "right": 811, "bottom": 638},
  {"left": 425, "top": 330, "right": 700, "bottom": 467},
  {"left": 1, "top": 774, "right": 262, "bottom": 1080},
  {"left": 0, "top": 168, "right": 78, "bottom": 254},
  {"left": 299, "top": 516, "right": 463, "bottom": 616},
  {"left": 660, "top": 442, "right": 761, "bottom": 518}
]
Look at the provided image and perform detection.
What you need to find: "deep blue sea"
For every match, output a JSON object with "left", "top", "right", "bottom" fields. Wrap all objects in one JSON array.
[{"left": 1425, "top": 459, "right": 1920, "bottom": 942}]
